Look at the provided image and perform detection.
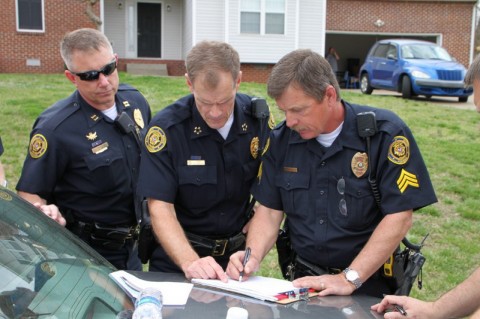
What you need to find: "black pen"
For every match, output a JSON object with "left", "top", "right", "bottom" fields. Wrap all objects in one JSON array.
[
  {"left": 394, "top": 304, "right": 407, "bottom": 316},
  {"left": 383, "top": 294, "right": 407, "bottom": 316},
  {"left": 239, "top": 247, "right": 251, "bottom": 283}
]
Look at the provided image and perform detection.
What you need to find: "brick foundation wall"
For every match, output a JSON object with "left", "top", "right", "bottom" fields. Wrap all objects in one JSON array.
[
  {"left": 117, "top": 59, "right": 273, "bottom": 83},
  {"left": 240, "top": 64, "right": 275, "bottom": 83},
  {"left": 327, "top": 0, "right": 475, "bottom": 67},
  {"left": 117, "top": 59, "right": 186, "bottom": 76}
]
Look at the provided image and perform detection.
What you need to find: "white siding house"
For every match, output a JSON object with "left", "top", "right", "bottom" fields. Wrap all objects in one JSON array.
[{"left": 102, "top": 0, "right": 326, "bottom": 63}]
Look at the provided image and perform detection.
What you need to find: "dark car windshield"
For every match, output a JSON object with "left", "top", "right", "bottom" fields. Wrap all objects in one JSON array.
[
  {"left": 0, "top": 188, "right": 132, "bottom": 318},
  {"left": 401, "top": 44, "right": 452, "bottom": 61}
]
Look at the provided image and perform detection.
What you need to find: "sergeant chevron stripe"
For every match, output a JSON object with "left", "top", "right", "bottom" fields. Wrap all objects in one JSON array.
[{"left": 397, "top": 169, "right": 419, "bottom": 193}]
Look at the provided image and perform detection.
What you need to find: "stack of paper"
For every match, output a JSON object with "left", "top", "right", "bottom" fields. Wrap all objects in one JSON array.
[
  {"left": 110, "top": 270, "right": 193, "bottom": 306},
  {"left": 192, "top": 276, "right": 317, "bottom": 304}
]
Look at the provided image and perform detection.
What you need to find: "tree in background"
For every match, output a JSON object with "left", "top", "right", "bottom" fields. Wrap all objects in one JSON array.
[{"left": 81, "top": 0, "right": 102, "bottom": 29}]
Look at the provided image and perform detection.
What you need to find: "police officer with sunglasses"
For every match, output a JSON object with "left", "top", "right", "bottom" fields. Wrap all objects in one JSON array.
[{"left": 16, "top": 28, "right": 151, "bottom": 271}]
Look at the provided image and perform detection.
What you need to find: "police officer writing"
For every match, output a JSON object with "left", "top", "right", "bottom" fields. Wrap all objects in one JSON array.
[
  {"left": 137, "top": 41, "right": 272, "bottom": 280},
  {"left": 227, "top": 49, "right": 437, "bottom": 297},
  {"left": 16, "top": 28, "right": 151, "bottom": 270},
  {"left": 372, "top": 53, "right": 480, "bottom": 319}
]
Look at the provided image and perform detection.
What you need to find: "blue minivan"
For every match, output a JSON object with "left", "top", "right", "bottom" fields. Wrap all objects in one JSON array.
[{"left": 359, "top": 39, "right": 472, "bottom": 102}]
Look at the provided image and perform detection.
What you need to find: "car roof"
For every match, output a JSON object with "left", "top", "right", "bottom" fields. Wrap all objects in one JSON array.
[{"left": 376, "top": 39, "right": 437, "bottom": 46}]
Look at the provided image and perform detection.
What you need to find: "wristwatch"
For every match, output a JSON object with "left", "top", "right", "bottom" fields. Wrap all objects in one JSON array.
[{"left": 343, "top": 268, "right": 362, "bottom": 289}]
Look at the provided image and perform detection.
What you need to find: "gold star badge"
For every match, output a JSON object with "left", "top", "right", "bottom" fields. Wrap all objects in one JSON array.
[
  {"left": 134, "top": 109, "right": 145, "bottom": 129},
  {"left": 351, "top": 152, "right": 368, "bottom": 178},
  {"left": 86, "top": 132, "right": 97, "bottom": 141},
  {"left": 250, "top": 137, "right": 259, "bottom": 159}
]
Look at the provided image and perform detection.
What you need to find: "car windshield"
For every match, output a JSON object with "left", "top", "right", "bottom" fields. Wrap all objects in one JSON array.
[
  {"left": 0, "top": 188, "right": 132, "bottom": 318},
  {"left": 401, "top": 44, "right": 453, "bottom": 61}
]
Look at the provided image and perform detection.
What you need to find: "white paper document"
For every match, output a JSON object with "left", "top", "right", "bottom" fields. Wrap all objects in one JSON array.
[
  {"left": 110, "top": 270, "right": 193, "bottom": 306},
  {"left": 192, "top": 275, "right": 310, "bottom": 303}
]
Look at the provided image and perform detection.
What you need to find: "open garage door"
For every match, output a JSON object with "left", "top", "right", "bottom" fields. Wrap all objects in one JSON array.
[{"left": 325, "top": 33, "right": 438, "bottom": 77}]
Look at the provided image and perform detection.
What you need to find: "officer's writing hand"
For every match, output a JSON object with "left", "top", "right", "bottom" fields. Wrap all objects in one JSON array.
[
  {"left": 293, "top": 273, "right": 355, "bottom": 296},
  {"left": 371, "top": 295, "right": 436, "bottom": 319},
  {"left": 184, "top": 256, "right": 228, "bottom": 282},
  {"left": 34, "top": 202, "right": 66, "bottom": 226},
  {"left": 225, "top": 250, "right": 260, "bottom": 282}
]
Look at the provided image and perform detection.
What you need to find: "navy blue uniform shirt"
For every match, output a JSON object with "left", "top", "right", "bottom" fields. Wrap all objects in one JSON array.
[
  {"left": 138, "top": 93, "right": 271, "bottom": 236},
  {"left": 17, "top": 84, "right": 151, "bottom": 226},
  {"left": 252, "top": 100, "right": 437, "bottom": 268}
]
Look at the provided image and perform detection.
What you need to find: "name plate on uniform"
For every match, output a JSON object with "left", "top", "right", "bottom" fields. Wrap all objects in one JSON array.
[{"left": 187, "top": 160, "right": 205, "bottom": 166}]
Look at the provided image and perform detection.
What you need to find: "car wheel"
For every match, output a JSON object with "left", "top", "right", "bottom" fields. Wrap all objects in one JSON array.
[
  {"left": 459, "top": 96, "right": 468, "bottom": 102},
  {"left": 401, "top": 76, "right": 412, "bottom": 99},
  {"left": 360, "top": 73, "right": 373, "bottom": 94}
]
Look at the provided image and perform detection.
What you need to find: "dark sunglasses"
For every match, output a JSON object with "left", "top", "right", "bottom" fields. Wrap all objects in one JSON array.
[{"left": 70, "top": 59, "right": 117, "bottom": 81}]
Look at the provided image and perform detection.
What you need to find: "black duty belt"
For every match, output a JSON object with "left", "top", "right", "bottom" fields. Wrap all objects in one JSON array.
[
  {"left": 69, "top": 221, "right": 139, "bottom": 250},
  {"left": 186, "top": 232, "right": 246, "bottom": 256},
  {"left": 295, "top": 255, "right": 343, "bottom": 275}
]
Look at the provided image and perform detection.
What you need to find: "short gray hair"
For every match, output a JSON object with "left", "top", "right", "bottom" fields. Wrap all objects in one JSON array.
[
  {"left": 186, "top": 40, "right": 240, "bottom": 89},
  {"left": 267, "top": 49, "right": 341, "bottom": 102},
  {"left": 60, "top": 28, "right": 113, "bottom": 71}
]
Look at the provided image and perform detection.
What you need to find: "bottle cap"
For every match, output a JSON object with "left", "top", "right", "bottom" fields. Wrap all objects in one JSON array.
[{"left": 226, "top": 307, "right": 248, "bottom": 319}]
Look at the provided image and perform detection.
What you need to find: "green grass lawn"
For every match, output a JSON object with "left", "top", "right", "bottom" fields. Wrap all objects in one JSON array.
[{"left": 1, "top": 72, "right": 479, "bottom": 302}]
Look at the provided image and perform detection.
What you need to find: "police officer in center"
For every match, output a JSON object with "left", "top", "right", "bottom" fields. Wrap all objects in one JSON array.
[
  {"left": 227, "top": 49, "right": 437, "bottom": 297},
  {"left": 137, "top": 40, "right": 272, "bottom": 280},
  {"left": 16, "top": 28, "right": 151, "bottom": 270}
]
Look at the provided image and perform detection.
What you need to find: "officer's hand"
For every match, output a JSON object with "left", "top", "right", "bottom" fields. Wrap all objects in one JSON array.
[
  {"left": 225, "top": 250, "right": 260, "bottom": 282},
  {"left": 293, "top": 273, "right": 355, "bottom": 296},
  {"left": 371, "top": 295, "right": 436, "bottom": 319},
  {"left": 34, "top": 202, "right": 66, "bottom": 226},
  {"left": 184, "top": 256, "right": 228, "bottom": 282}
]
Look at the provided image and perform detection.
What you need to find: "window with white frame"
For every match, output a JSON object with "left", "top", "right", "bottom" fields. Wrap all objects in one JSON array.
[
  {"left": 240, "top": 0, "right": 285, "bottom": 35},
  {"left": 17, "top": 0, "right": 44, "bottom": 32}
]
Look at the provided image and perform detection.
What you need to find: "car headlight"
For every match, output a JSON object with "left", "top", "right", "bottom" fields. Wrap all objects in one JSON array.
[{"left": 411, "top": 70, "right": 430, "bottom": 79}]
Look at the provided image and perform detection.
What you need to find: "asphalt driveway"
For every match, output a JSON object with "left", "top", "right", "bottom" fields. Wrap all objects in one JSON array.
[{"left": 347, "top": 89, "right": 476, "bottom": 111}]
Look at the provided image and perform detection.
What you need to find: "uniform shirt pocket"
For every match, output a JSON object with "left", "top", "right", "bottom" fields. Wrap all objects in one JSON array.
[
  {"left": 178, "top": 165, "right": 218, "bottom": 211},
  {"left": 275, "top": 172, "right": 310, "bottom": 216},
  {"left": 178, "top": 165, "right": 217, "bottom": 186},
  {"left": 83, "top": 150, "right": 125, "bottom": 192},
  {"left": 333, "top": 177, "right": 378, "bottom": 230}
]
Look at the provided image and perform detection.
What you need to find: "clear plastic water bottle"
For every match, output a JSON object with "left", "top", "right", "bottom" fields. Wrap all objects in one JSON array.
[{"left": 132, "top": 287, "right": 163, "bottom": 319}]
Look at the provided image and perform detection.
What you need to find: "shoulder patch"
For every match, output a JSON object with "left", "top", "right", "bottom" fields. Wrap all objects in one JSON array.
[
  {"left": 388, "top": 136, "right": 410, "bottom": 165},
  {"left": 145, "top": 126, "right": 167, "bottom": 153},
  {"left": 29, "top": 134, "right": 48, "bottom": 159}
]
